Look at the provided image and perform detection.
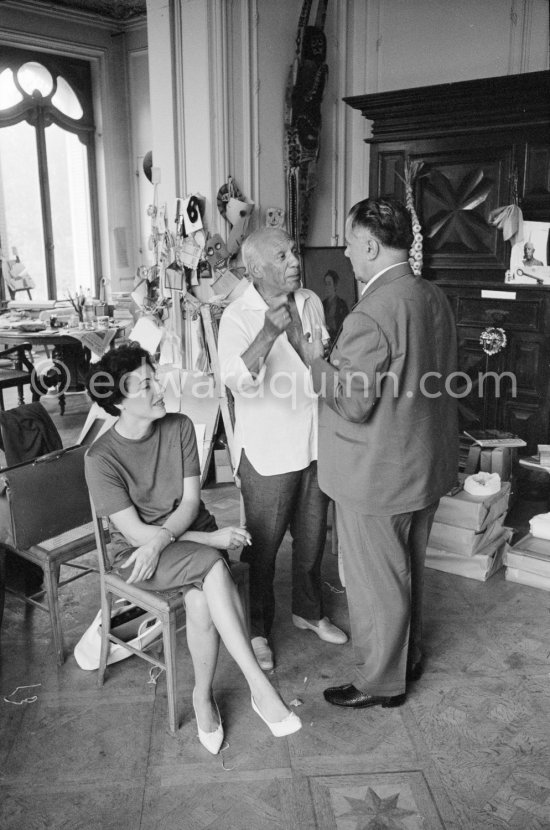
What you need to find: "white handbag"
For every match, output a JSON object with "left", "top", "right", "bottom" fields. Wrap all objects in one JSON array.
[{"left": 74, "top": 600, "right": 162, "bottom": 671}]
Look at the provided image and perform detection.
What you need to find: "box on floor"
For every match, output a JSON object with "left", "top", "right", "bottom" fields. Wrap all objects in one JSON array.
[
  {"left": 429, "top": 513, "right": 508, "bottom": 557},
  {"left": 425, "top": 530, "right": 511, "bottom": 581},
  {"left": 434, "top": 480, "right": 511, "bottom": 532},
  {"left": 503, "top": 533, "right": 550, "bottom": 587},
  {"left": 505, "top": 568, "right": 550, "bottom": 590}
]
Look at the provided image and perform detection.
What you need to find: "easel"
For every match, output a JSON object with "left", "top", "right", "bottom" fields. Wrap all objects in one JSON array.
[
  {"left": 0, "top": 246, "right": 34, "bottom": 301},
  {"left": 199, "top": 304, "right": 235, "bottom": 465},
  {"left": 199, "top": 303, "right": 246, "bottom": 524}
]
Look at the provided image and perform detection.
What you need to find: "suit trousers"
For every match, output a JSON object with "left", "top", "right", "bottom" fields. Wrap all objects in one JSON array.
[
  {"left": 335, "top": 500, "right": 439, "bottom": 696},
  {"left": 238, "top": 451, "right": 329, "bottom": 639}
]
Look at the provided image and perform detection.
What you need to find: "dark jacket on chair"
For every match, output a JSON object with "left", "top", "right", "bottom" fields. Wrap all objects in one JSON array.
[{"left": 0, "top": 402, "right": 62, "bottom": 467}]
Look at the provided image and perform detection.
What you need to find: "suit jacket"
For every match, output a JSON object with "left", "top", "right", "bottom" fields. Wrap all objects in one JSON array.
[{"left": 311, "top": 264, "right": 459, "bottom": 516}]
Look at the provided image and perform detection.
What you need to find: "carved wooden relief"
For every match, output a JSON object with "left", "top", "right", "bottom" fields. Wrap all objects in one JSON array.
[{"left": 416, "top": 149, "right": 511, "bottom": 270}]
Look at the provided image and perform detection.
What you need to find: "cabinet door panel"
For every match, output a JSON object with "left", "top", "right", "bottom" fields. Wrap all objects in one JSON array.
[
  {"left": 377, "top": 152, "right": 405, "bottom": 201},
  {"left": 524, "top": 144, "right": 550, "bottom": 201},
  {"left": 416, "top": 147, "right": 511, "bottom": 270},
  {"left": 456, "top": 327, "right": 503, "bottom": 430},
  {"left": 508, "top": 338, "right": 542, "bottom": 396}
]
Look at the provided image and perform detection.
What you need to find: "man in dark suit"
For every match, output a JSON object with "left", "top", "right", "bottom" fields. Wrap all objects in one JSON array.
[{"left": 307, "top": 197, "right": 458, "bottom": 708}]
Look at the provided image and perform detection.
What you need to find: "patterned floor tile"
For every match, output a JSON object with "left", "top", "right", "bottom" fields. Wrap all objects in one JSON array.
[
  {"left": 0, "top": 782, "right": 144, "bottom": 830},
  {"left": 141, "top": 776, "right": 315, "bottom": 830},
  {"left": 309, "top": 771, "right": 446, "bottom": 829},
  {"left": 483, "top": 770, "right": 550, "bottom": 828},
  {"left": 2, "top": 696, "right": 155, "bottom": 785}
]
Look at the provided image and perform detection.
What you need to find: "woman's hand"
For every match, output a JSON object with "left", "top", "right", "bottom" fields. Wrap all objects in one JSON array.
[
  {"left": 208, "top": 526, "right": 252, "bottom": 551},
  {"left": 121, "top": 539, "right": 162, "bottom": 584}
]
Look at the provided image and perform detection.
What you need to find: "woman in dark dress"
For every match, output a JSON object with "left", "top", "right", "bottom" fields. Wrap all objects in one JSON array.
[{"left": 85, "top": 344, "right": 301, "bottom": 755}]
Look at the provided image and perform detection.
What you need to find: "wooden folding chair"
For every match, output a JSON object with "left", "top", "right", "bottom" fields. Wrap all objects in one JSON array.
[
  {"left": 0, "top": 445, "right": 96, "bottom": 664},
  {"left": 89, "top": 498, "right": 250, "bottom": 735}
]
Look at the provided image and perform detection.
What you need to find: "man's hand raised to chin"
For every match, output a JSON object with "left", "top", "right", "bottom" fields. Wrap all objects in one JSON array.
[{"left": 263, "top": 294, "right": 292, "bottom": 339}]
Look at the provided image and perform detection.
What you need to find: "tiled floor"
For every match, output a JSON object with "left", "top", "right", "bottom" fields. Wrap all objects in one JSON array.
[{"left": 1, "top": 391, "right": 550, "bottom": 829}]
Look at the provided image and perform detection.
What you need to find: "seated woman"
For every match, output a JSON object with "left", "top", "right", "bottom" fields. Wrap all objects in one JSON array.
[{"left": 84, "top": 344, "right": 301, "bottom": 754}]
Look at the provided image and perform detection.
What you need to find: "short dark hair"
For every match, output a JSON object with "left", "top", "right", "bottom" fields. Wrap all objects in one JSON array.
[
  {"left": 347, "top": 197, "right": 414, "bottom": 251},
  {"left": 86, "top": 342, "right": 155, "bottom": 415},
  {"left": 324, "top": 269, "right": 339, "bottom": 285}
]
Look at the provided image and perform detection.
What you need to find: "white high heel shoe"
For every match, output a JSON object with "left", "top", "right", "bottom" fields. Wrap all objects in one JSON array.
[
  {"left": 251, "top": 695, "right": 302, "bottom": 737},
  {"left": 192, "top": 689, "right": 224, "bottom": 755}
]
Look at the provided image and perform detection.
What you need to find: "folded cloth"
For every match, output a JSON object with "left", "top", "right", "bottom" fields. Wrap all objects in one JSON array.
[
  {"left": 488, "top": 204, "right": 524, "bottom": 248},
  {"left": 529, "top": 512, "right": 550, "bottom": 541},
  {"left": 69, "top": 328, "right": 117, "bottom": 361},
  {"left": 463, "top": 472, "right": 501, "bottom": 497}
]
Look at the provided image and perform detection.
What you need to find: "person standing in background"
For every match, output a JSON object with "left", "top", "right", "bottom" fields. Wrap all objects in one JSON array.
[{"left": 306, "top": 197, "right": 458, "bottom": 709}]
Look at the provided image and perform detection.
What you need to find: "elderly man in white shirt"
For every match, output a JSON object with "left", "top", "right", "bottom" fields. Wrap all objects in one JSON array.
[{"left": 218, "top": 227, "right": 347, "bottom": 670}]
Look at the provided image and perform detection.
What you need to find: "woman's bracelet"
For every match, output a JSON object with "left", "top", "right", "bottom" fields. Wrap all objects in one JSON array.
[{"left": 158, "top": 526, "right": 176, "bottom": 544}]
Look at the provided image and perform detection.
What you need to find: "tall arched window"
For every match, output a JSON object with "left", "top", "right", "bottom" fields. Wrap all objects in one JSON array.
[{"left": 0, "top": 47, "right": 99, "bottom": 301}]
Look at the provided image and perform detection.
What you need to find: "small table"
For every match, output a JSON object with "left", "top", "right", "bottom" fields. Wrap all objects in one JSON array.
[{"left": 0, "top": 324, "right": 130, "bottom": 414}]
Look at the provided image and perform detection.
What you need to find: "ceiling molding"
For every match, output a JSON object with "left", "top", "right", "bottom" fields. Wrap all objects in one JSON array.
[{"left": 1, "top": 0, "right": 146, "bottom": 27}]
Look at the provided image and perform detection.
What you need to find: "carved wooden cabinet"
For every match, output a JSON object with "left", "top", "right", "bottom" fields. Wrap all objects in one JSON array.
[
  {"left": 442, "top": 283, "right": 550, "bottom": 453},
  {"left": 346, "top": 71, "right": 550, "bottom": 451}
]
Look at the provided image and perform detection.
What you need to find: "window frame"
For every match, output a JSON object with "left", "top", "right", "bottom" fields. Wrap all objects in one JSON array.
[{"left": 0, "top": 46, "right": 100, "bottom": 300}]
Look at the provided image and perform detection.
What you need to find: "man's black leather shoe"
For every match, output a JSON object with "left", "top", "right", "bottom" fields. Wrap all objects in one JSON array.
[
  {"left": 406, "top": 661, "right": 423, "bottom": 682},
  {"left": 323, "top": 683, "right": 406, "bottom": 708}
]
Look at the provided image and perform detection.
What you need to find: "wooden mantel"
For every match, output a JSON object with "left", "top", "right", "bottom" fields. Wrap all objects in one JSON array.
[{"left": 344, "top": 70, "right": 550, "bottom": 143}]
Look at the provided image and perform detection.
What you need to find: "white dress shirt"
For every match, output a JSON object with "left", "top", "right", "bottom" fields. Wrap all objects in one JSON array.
[{"left": 218, "top": 282, "right": 328, "bottom": 476}]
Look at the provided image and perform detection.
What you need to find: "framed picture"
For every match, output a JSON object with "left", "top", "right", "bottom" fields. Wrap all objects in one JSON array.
[
  {"left": 510, "top": 221, "right": 550, "bottom": 271},
  {"left": 302, "top": 247, "right": 357, "bottom": 341}
]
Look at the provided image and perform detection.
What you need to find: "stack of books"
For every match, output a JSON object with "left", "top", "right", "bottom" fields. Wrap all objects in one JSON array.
[
  {"left": 504, "top": 533, "right": 550, "bottom": 591},
  {"left": 425, "top": 475, "right": 512, "bottom": 581}
]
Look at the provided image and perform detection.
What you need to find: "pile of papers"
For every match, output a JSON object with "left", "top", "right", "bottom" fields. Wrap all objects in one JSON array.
[
  {"left": 504, "top": 533, "right": 550, "bottom": 591},
  {"left": 425, "top": 476, "right": 512, "bottom": 581}
]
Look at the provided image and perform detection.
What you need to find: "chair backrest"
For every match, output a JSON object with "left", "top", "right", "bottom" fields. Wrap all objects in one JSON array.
[
  {"left": 0, "top": 402, "right": 63, "bottom": 467},
  {"left": 0, "top": 445, "right": 91, "bottom": 549},
  {"left": 77, "top": 402, "right": 118, "bottom": 446}
]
